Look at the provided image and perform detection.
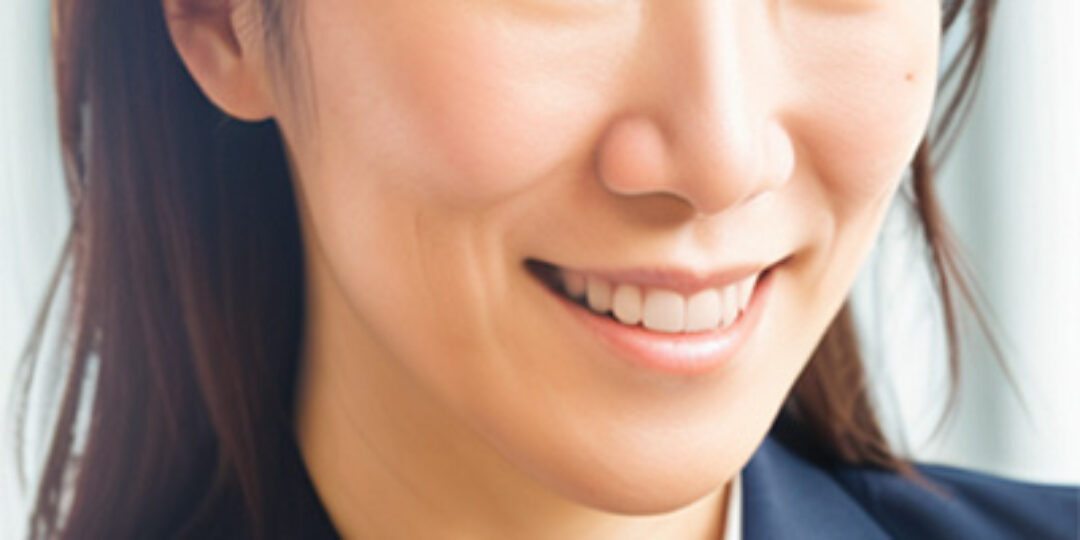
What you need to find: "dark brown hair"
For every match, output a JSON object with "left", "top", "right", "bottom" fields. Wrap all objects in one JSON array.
[{"left": 12, "top": 0, "right": 998, "bottom": 537}]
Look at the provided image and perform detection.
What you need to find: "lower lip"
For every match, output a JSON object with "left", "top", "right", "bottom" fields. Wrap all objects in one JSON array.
[{"left": 539, "top": 267, "right": 776, "bottom": 376}]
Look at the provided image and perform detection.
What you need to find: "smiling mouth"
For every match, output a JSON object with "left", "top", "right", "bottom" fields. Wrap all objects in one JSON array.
[{"left": 524, "top": 258, "right": 771, "bottom": 335}]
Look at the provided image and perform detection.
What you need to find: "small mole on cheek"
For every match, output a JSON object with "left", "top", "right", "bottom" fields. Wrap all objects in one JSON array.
[{"left": 905, "top": 72, "right": 916, "bottom": 82}]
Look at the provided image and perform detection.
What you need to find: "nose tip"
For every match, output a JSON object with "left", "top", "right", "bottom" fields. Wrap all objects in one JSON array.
[{"left": 596, "top": 115, "right": 794, "bottom": 216}]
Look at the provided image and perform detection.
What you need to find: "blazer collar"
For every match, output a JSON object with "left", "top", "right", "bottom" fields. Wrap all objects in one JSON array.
[{"left": 741, "top": 436, "right": 889, "bottom": 540}]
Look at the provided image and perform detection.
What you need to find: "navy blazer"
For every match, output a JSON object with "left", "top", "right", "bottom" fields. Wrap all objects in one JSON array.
[{"left": 743, "top": 433, "right": 1079, "bottom": 539}]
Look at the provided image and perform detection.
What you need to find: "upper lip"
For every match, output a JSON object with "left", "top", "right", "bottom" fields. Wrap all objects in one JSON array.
[{"left": 534, "top": 259, "right": 776, "bottom": 296}]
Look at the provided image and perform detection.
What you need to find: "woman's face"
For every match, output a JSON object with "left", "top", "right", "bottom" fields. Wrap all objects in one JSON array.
[{"left": 283, "top": 0, "right": 940, "bottom": 516}]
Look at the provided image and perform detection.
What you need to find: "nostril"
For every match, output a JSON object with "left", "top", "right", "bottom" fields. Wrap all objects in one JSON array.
[
  {"left": 596, "top": 108, "right": 794, "bottom": 217},
  {"left": 596, "top": 115, "right": 671, "bottom": 198}
]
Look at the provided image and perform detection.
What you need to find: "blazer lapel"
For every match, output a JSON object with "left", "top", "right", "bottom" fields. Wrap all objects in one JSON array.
[{"left": 741, "top": 436, "right": 889, "bottom": 540}]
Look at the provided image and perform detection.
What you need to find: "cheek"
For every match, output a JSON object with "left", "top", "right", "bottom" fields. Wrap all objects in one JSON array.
[
  {"left": 784, "top": 5, "right": 940, "bottom": 207},
  {"left": 303, "top": 1, "right": 632, "bottom": 209}
]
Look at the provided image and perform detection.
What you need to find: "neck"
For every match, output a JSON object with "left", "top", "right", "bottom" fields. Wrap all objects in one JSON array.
[{"left": 292, "top": 258, "right": 731, "bottom": 539}]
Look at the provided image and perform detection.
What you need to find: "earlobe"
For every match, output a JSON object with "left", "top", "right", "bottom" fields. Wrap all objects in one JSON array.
[{"left": 163, "top": 0, "right": 275, "bottom": 121}]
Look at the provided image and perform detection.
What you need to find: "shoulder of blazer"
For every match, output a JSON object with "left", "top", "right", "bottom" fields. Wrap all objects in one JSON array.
[
  {"left": 741, "top": 433, "right": 1079, "bottom": 540},
  {"left": 832, "top": 457, "right": 1079, "bottom": 540}
]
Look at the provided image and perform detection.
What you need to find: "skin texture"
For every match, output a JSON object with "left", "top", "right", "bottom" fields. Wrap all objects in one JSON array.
[{"left": 165, "top": 0, "right": 941, "bottom": 537}]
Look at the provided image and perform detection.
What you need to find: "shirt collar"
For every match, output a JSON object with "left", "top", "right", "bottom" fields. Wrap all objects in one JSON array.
[{"left": 722, "top": 470, "right": 743, "bottom": 540}]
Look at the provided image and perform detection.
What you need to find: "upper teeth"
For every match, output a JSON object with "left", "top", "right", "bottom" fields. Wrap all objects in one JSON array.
[{"left": 561, "top": 270, "right": 758, "bottom": 333}]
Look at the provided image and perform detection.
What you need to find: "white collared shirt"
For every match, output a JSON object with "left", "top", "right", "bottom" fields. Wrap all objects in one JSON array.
[{"left": 722, "top": 472, "right": 743, "bottom": 540}]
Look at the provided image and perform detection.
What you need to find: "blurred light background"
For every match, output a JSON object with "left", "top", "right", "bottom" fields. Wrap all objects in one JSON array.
[{"left": 2, "top": 0, "right": 1078, "bottom": 537}]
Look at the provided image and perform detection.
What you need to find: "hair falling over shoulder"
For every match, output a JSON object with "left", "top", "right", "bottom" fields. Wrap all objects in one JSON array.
[{"left": 11, "top": 0, "right": 998, "bottom": 537}]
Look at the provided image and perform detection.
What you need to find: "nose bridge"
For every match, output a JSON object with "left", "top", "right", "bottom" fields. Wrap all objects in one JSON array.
[
  {"left": 597, "top": 1, "right": 787, "bottom": 216},
  {"left": 678, "top": 54, "right": 759, "bottom": 213},
  {"left": 680, "top": 0, "right": 755, "bottom": 146}
]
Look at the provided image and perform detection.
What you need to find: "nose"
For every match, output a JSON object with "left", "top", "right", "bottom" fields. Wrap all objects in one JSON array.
[{"left": 596, "top": 3, "right": 794, "bottom": 216}]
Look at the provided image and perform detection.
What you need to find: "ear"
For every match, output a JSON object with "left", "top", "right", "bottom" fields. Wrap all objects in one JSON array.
[{"left": 163, "top": 0, "right": 275, "bottom": 121}]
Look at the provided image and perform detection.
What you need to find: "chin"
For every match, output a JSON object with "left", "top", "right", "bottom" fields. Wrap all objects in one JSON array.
[
  {"left": 551, "top": 455, "right": 738, "bottom": 515},
  {"left": 493, "top": 419, "right": 768, "bottom": 516}
]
